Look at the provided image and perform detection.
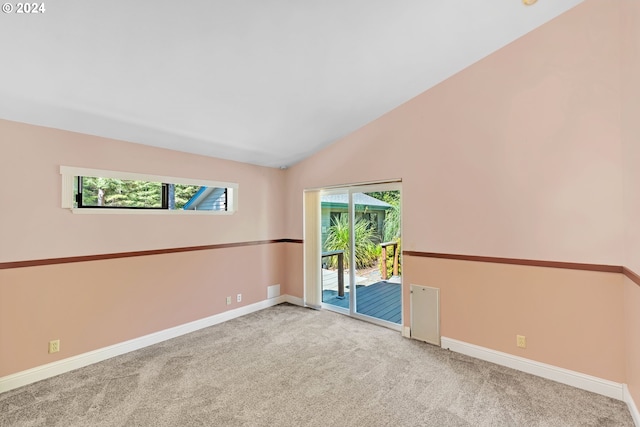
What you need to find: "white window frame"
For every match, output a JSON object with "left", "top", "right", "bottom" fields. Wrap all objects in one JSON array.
[{"left": 60, "top": 166, "right": 238, "bottom": 215}]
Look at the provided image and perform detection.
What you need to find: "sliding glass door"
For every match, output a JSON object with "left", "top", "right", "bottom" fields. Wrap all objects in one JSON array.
[{"left": 319, "top": 183, "right": 402, "bottom": 329}]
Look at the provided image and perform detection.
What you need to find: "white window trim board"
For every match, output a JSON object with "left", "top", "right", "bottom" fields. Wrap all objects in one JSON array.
[{"left": 60, "top": 165, "right": 238, "bottom": 213}]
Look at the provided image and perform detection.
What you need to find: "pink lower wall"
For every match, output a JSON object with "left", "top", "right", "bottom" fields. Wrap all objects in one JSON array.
[
  {"left": 281, "top": 242, "right": 303, "bottom": 299},
  {"left": 0, "top": 243, "right": 286, "bottom": 377},
  {"left": 404, "top": 256, "right": 625, "bottom": 382},
  {"left": 624, "top": 277, "right": 640, "bottom": 406}
]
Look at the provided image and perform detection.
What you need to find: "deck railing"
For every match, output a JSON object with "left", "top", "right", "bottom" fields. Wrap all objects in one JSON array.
[
  {"left": 380, "top": 241, "right": 399, "bottom": 280},
  {"left": 321, "top": 250, "right": 345, "bottom": 297}
]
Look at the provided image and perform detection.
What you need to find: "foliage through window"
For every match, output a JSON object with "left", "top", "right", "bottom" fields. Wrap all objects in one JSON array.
[
  {"left": 70, "top": 174, "right": 231, "bottom": 212},
  {"left": 61, "top": 166, "right": 237, "bottom": 214}
]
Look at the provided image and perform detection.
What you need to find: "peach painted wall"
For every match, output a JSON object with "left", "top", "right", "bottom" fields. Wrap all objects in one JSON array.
[
  {"left": 281, "top": 242, "right": 304, "bottom": 299},
  {"left": 283, "top": 0, "right": 627, "bottom": 382},
  {"left": 403, "top": 256, "right": 625, "bottom": 381},
  {"left": 624, "top": 277, "right": 640, "bottom": 407},
  {"left": 0, "top": 118, "right": 286, "bottom": 263},
  {"left": 285, "top": 0, "right": 624, "bottom": 265},
  {"left": 0, "top": 244, "right": 285, "bottom": 377},
  {"left": 621, "top": 0, "right": 640, "bottom": 272},
  {"left": 621, "top": 0, "right": 640, "bottom": 408},
  {"left": 0, "top": 119, "right": 288, "bottom": 377}
]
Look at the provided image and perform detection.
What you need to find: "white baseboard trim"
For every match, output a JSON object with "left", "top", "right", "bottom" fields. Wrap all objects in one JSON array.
[
  {"left": 0, "top": 295, "right": 293, "bottom": 394},
  {"left": 624, "top": 384, "right": 640, "bottom": 427},
  {"left": 283, "top": 295, "right": 304, "bottom": 306},
  {"left": 441, "top": 337, "right": 624, "bottom": 401}
]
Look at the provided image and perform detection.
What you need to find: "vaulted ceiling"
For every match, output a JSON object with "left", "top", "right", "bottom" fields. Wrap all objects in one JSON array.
[{"left": 0, "top": 0, "right": 583, "bottom": 167}]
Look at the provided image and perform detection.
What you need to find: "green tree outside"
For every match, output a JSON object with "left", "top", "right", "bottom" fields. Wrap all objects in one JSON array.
[{"left": 79, "top": 177, "right": 200, "bottom": 209}]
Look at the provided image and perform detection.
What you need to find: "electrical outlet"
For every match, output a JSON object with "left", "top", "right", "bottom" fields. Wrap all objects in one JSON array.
[
  {"left": 516, "top": 335, "right": 526, "bottom": 348},
  {"left": 226, "top": 296, "right": 231, "bottom": 305},
  {"left": 237, "top": 293, "right": 242, "bottom": 303},
  {"left": 49, "top": 339, "right": 60, "bottom": 354}
]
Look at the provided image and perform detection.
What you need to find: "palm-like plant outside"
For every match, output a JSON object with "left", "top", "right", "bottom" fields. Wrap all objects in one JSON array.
[{"left": 324, "top": 214, "right": 379, "bottom": 269}]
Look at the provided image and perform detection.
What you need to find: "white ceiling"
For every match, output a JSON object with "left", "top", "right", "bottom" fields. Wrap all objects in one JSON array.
[{"left": 0, "top": 0, "right": 583, "bottom": 168}]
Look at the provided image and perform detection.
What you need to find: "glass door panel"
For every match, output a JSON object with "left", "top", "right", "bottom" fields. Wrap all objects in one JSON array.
[
  {"left": 353, "top": 191, "right": 402, "bottom": 324},
  {"left": 320, "top": 191, "right": 351, "bottom": 311}
]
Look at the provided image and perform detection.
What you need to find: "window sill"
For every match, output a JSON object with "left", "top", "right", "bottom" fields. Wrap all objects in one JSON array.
[{"left": 68, "top": 208, "right": 234, "bottom": 215}]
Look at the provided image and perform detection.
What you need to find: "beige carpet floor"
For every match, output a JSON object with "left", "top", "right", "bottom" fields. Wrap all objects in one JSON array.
[{"left": 0, "top": 303, "right": 634, "bottom": 426}]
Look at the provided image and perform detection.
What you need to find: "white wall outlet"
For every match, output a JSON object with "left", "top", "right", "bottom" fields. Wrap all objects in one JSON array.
[
  {"left": 226, "top": 296, "right": 231, "bottom": 305},
  {"left": 237, "top": 293, "right": 242, "bottom": 302}
]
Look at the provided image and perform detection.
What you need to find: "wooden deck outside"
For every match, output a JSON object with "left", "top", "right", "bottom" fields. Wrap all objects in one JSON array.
[{"left": 322, "top": 281, "right": 401, "bottom": 324}]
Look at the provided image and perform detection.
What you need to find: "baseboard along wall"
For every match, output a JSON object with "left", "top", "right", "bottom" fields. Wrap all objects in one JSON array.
[
  {"left": 0, "top": 294, "right": 304, "bottom": 394},
  {"left": 624, "top": 384, "right": 640, "bottom": 427},
  {"left": 2, "top": 299, "right": 637, "bottom": 427},
  {"left": 441, "top": 337, "right": 623, "bottom": 399},
  {"left": 440, "top": 337, "right": 639, "bottom": 426}
]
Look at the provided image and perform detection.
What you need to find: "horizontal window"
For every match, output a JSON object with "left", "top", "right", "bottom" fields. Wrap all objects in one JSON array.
[
  {"left": 76, "top": 177, "right": 226, "bottom": 211},
  {"left": 61, "top": 166, "right": 237, "bottom": 214}
]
